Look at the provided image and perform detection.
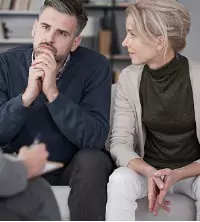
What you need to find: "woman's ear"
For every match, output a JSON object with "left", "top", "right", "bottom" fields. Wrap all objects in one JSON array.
[{"left": 156, "top": 36, "right": 165, "bottom": 52}]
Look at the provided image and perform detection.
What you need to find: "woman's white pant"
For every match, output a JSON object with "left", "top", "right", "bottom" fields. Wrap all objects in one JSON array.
[{"left": 106, "top": 167, "right": 200, "bottom": 221}]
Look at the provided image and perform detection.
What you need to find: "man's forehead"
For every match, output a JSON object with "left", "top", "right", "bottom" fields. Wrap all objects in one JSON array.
[{"left": 39, "top": 7, "right": 77, "bottom": 26}]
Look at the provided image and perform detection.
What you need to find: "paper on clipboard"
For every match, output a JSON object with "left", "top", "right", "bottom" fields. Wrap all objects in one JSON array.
[{"left": 42, "top": 161, "right": 64, "bottom": 174}]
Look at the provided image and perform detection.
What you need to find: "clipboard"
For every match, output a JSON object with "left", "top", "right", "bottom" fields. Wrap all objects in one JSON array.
[{"left": 42, "top": 161, "right": 64, "bottom": 174}]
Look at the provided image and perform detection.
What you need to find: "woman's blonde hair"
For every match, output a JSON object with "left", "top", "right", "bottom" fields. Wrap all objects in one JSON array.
[{"left": 126, "top": 0, "right": 191, "bottom": 53}]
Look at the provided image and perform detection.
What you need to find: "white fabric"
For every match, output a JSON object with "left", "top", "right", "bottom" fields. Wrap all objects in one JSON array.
[
  {"left": 51, "top": 186, "right": 71, "bottom": 221},
  {"left": 106, "top": 167, "right": 199, "bottom": 221}
]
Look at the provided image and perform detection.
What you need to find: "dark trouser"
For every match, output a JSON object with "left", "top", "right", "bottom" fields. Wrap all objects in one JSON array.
[
  {"left": 0, "top": 177, "right": 61, "bottom": 221},
  {"left": 43, "top": 149, "right": 115, "bottom": 221}
]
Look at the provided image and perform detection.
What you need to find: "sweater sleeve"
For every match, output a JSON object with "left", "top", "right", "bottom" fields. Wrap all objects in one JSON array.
[
  {"left": 0, "top": 149, "right": 28, "bottom": 197},
  {"left": 47, "top": 61, "right": 112, "bottom": 150},
  {"left": 110, "top": 72, "right": 141, "bottom": 167},
  {"left": 0, "top": 57, "right": 29, "bottom": 145}
]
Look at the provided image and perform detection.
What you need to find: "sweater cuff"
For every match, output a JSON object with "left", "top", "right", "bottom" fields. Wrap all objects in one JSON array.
[
  {"left": 194, "top": 159, "right": 200, "bottom": 164},
  {"left": 46, "top": 93, "right": 70, "bottom": 117},
  {"left": 119, "top": 153, "right": 141, "bottom": 167},
  {"left": 11, "top": 94, "right": 30, "bottom": 115},
  {"left": 112, "top": 147, "right": 141, "bottom": 167}
]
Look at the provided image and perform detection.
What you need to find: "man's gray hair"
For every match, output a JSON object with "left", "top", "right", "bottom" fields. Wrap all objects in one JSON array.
[{"left": 40, "top": 0, "right": 88, "bottom": 36}]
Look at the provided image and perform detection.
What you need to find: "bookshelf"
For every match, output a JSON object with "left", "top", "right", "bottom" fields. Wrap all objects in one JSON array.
[
  {"left": 0, "top": 10, "right": 39, "bottom": 16},
  {"left": 84, "top": 4, "right": 129, "bottom": 10},
  {"left": 0, "top": 38, "right": 32, "bottom": 44},
  {"left": 0, "top": 4, "right": 128, "bottom": 15},
  {"left": 0, "top": 7, "right": 130, "bottom": 57},
  {"left": 106, "top": 54, "right": 130, "bottom": 60},
  {"left": 0, "top": 37, "right": 130, "bottom": 62}
]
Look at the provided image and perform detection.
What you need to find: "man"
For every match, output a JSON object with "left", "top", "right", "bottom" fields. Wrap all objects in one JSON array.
[
  {"left": 0, "top": 0, "right": 114, "bottom": 220},
  {"left": 0, "top": 144, "right": 61, "bottom": 220}
]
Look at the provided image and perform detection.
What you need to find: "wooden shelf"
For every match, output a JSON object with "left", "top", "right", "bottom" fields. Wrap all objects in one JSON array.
[
  {"left": 0, "top": 10, "right": 39, "bottom": 16},
  {"left": 106, "top": 54, "right": 130, "bottom": 60},
  {"left": 0, "top": 39, "right": 130, "bottom": 61},
  {"left": 0, "top": 38, "right": 32, "bottom": 44},
  {"left": 84, "top": 4, "right": 129, "bottom": 10},
  {"left": 0, "top": 4, "right": 129, "bottom": 16}
]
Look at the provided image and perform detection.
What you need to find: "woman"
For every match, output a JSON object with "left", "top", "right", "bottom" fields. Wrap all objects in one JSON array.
[{"left": 106, "top": 0, "right": 200, "bottom": 220}]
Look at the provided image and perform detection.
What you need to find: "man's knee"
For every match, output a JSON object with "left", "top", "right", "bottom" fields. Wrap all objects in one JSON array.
[
  {"left": 68, "top": 150, "right": 113, "bottom": 220},
  {"left": 72, "top": 149, "right": 114, "bottom": 174}
]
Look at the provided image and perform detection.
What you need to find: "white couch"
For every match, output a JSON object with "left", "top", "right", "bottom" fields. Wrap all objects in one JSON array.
[{"left": 52, "top": 84, "right": 196, "bottom": 221}]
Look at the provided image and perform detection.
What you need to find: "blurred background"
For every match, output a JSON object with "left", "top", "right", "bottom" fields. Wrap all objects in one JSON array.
[{"left": 0, "top": 0, "right": 199, "bottom": 83}]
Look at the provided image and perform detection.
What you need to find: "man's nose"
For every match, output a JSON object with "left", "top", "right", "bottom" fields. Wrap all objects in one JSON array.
[{"left": 45, "top": 31, "right": 56, "bottom": 44}]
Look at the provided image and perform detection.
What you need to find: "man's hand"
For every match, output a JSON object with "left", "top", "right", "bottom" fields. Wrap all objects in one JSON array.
[
  {"left": 18, "top": 143, "right": 49, "bottom": 179},
  {"left": 32, "top": 49, "right": 58, "bottom": 102},
  {"left": 22, "top": 66, "right": 44, "bottom": 107}
]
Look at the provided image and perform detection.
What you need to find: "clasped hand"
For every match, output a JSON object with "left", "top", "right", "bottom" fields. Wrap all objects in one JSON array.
[
  {"left": 148, "top": 168, "right": 180, "bottom": 216},
  {"left": 22, "top": 48, "right": 58, "bottom": 107}
]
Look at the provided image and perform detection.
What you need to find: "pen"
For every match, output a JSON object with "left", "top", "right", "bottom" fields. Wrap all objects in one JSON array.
[
  {"left": 12, "top": 133, "right": 42, "bottom": 156},
  {"left": 31, "top": 133, "right": 42, "bottom": 147}
]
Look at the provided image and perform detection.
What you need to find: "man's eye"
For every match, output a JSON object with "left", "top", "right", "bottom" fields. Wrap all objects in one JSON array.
[
  {"left": 42, "top": 25, "right": 49, "bottom": 30},
  {"left": 59, "top": 31, "right": 67, "bottom": 37}
]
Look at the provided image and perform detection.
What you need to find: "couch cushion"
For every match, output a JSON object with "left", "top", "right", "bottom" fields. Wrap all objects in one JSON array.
[
  {"left": 136, "top": 193, "right": 195, "bottom": 221},
  {"left": 52, "top": 186, "right": 70, "bottom": 221},
  {"left": 52, "top": 186, "right": 196, "bottom": 221}
]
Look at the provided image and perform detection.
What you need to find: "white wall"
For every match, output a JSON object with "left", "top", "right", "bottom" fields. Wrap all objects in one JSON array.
[{"left": 180, "top": 0, "right": 200, "bottom": 61}]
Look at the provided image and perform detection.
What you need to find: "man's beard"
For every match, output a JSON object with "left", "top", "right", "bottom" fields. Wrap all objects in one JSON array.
[
  {"left": 34, "top": 42, "right": 57, "bottom": 58},
  {"left": 34, "top": 43, "right": 67, "bottom": 65}
]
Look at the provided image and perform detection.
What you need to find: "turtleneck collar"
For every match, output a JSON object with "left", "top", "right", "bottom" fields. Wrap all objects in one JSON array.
[{"left": 145, "top": 53, "right": 181, "bottom": 79}]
